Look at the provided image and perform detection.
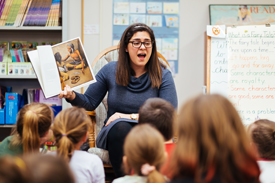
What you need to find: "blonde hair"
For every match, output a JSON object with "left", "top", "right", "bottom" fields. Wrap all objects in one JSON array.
[
  {"left": 124, "top": 124, "right": 166, "bottom": 183},
  {"left": 10, "top": 103, "right": 53, "bottom": 154},
  {"left": 53, "top": 107, "right": 91, "bottom": 161},
  {"left": 168, "top": 94, "right": 260, "bottom": 183}
]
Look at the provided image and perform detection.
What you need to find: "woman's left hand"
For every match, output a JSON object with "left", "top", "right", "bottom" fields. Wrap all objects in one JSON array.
[{"left": 105, "top": 112, "right": 130, "bottom": 126}]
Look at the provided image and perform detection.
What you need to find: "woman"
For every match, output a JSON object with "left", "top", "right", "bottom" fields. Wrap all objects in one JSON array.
[
  {"left": 168, "top": 94, "right": 260, "bottom": 183},
  {"left": 59, "top": 23, "right": 178, "bottom": 177}
]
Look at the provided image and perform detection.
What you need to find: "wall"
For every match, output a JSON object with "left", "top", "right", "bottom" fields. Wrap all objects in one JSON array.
[{"left": 67, "top": 0, "right": 275, "bottom": 108}]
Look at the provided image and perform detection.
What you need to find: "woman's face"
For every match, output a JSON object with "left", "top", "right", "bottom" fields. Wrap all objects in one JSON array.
[{"left": 126, "top": 31, "right": 153, "bottom": 71}]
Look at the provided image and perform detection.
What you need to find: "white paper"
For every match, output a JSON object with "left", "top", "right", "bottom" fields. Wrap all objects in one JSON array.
[
  {"left": 146, "top": 15, "right": 162, "bottom": 27},
  {"left": 114, "top": 2, "right": 129, "bottom": 13},
  {"left": 227, "top": 26, "right": 275, "bottom": 125},
  {"left": 130, "top": 3, "right": 146, "bottom": 13},
  {"left": 84, "top": 24, "right": 99, "bottom": 34},
  {"left": 207, "top": 25, "right": 226, "bottom": 38},
  {"left": 37, "top": 46, "right": 61, "bottom": 98},
  {"left": 209, "top": 37, "right": 228, "bottom": 97}
]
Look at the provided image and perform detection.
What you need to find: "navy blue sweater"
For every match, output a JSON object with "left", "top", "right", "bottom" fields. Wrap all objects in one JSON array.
[{"left": 70, "top": 61, "right": 178, "bottom": 123}]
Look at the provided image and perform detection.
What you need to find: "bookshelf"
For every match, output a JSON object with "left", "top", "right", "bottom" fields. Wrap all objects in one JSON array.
[{"left": 0, "top": 0, "right": 68, "bottom": 141}]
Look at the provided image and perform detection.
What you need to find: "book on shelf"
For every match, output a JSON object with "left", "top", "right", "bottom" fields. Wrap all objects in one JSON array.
[
  {"left": 0, "top": 0, "right": 61, "bottom": 27},
  {"left": 27, "top": 37, "right": 96, "bottom": 98}
]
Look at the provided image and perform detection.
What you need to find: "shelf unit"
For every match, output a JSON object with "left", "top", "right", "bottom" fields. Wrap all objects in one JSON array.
[{"left": 0, "top": 0, "right": 68, "bottom": 141}]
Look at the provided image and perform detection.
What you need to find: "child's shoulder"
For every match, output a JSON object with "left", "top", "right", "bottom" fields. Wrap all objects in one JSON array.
[{"left": 113, "top": 175, "right": 147, "bottom": 183}]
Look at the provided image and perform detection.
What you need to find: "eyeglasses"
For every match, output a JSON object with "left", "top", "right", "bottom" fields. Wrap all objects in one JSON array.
[{"left": 129, "top": 41, "right": 153, "bottom": 48}]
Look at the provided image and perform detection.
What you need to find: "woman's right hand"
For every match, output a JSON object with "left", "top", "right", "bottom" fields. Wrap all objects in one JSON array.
[{"left": 58, "top": 85, "right": 76, "bottom": 101}]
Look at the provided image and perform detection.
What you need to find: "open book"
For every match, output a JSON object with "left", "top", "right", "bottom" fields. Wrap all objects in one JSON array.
[{"left": 27, "top": 38, "right": 96, "bottom": 98}]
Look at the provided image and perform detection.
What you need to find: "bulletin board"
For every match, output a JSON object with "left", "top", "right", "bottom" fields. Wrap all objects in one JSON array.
[
  {"left": 206, "top": 25, "right": 275, "bottom": 125},
  {"left": 112, "top": 0, "right": 180, "bottom": 75}
]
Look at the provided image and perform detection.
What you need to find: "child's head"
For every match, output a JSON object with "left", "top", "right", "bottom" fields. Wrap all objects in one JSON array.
[
  {"left": 248, "top": 119, "right": 275, "bottom": 160},
  {"left": 138, "top": 98, "right": 174, "bottom": 141},
  {"left": 13, "top": 103, "right": 53, "bottom": 154},
  {"left": 169, "top": 94, "right": 260, "bottom": 182},
  {"left": 24, "top": 154, "right": 75, "bottom": 183},
  {"left": 0, "top": 156, "right": 31, "bottom": 183},
  {"left": 53, "top": 107, "right": 91, "bottom": 161},
  {"left": 54, "top": 52, "right": 62, "bottom": 63},
  {"left": 123, "top": 124, "right": 166, "bottom": 183}
]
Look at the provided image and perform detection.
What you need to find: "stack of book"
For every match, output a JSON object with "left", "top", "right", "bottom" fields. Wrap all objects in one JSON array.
[{"left": 0, "top": 0, "right": 61, "bottom": 27}]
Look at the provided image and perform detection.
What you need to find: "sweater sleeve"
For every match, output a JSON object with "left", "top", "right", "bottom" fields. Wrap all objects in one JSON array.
[
  {"left": 68, "top": 64, "right": 110, "bottom": 111},
  {"left": 159, "top": 69, "right": 178, "bottom": 109}
]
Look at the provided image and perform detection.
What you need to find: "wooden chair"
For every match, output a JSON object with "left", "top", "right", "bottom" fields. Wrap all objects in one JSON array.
[{"left": 87, "top": 45, "right": 171, "bottom": 182}]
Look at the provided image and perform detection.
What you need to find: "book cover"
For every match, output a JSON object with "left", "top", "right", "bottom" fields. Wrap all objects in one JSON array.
[
  {"left": 28, "top": 37, "right": 96, "bottom": 98},
  {"left": 5, "top": 93, "right": 21, "bottom": 124},
  {"left": 3, "top": 50, "right": 11, "bottom": 63},
  {"left": 6, "top": 0, "right": 23, "bottom": 26},
  {"left": 10, "top": 50, "right": 17, "bottom": 62},
  {"left": 13, "top": 0, "right": 26, "bottom": 26}
]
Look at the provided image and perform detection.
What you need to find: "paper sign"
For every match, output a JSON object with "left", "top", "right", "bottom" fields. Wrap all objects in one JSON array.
[
  {"left": 84, "top": 24, "right": 99, "bottom": 35},
  {"left": 207, "top": 25, "right": 226, "bottom": 38}
]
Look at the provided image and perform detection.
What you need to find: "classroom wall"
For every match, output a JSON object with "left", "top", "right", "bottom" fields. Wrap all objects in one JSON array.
[{"left": 66, "top": 0, "right": 275, "bottom": 108}]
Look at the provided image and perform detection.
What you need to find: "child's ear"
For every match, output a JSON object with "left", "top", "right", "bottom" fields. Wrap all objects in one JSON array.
[
  {"left": 123, "top": 156, "right": 127, "bottom": 165},
  {"left": 125, "top": 48, "right": 128, "bottom": 52},
  {"left": 82, "top": 131, "right": 89, "bottom": 143}
]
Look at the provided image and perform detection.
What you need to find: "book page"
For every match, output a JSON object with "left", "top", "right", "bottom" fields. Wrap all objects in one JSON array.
[
  {"left": 37, "top": 45, "right": 61, "bottom": 98},
  {"left": 27, "top": 50, "right": 45, "bottom": 92}
]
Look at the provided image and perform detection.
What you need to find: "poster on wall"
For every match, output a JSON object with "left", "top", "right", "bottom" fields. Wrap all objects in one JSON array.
[
  {"left": 210, "top": 5, "right": 275, "bottom": 27},
  {"left": 113, "top": 0, "right": 180, "bottom": 75}
]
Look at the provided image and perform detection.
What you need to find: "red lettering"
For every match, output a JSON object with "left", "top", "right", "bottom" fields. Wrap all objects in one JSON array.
[
  {"left": 270, "top": 7, "right": 275, "bottom": 13},
  {"left": 250, "top": 7, "right": 257, "bottom": 13},
  {"left": 263, "top": 7, "right": 269, "bottom": 13},
  {"left": 256, "top": 7, "right": 260, "bottom": 13}
]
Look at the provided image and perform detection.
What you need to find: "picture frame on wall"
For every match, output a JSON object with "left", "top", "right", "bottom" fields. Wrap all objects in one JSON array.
[{"left": 209, "top": 5, "right": 275, "bottom": 27}]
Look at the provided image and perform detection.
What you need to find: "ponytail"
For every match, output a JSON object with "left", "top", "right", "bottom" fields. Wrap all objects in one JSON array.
[
  {"left": 141, "top": 163, "right": 166, "bottom": 183},
  {"left": 56, "top": 135, "right": 74, "bottom": 161},
  {"left": 147, "top": 169, "right": 166, "bottom": 183},
  {"left": 53, "top": 107, "right": 91, "bottom": 161},
  {"left": 10, "top": 103, "right": 53, "bottom": 154},
  {"left": 22, "top": 111, "right": 40, "bottom": 153}
]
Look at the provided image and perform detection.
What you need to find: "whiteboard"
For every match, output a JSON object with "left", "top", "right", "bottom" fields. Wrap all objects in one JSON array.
[{"left": 207, "top": 25, "right": 275, "bottom": 125}]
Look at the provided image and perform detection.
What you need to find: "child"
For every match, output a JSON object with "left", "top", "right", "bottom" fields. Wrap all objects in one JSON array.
[
  {"left": 138, "top": 98, "right": 175, "bottom": 177},
  {"left": 248, "top": 119, "right": 275, "bottom": 183},
  {"left": 0, "top": 156, "right": 31, "bottom": 183},
  {"left": 24, "top": 154, "right": 75, "bottom": 183},
  {"left": 0, "top": 103, "right": 53, "bottom": 156},
  {"left": 168, "top": 94, "right": 260, "bottom": 183},
  {"left": 52, "top": 107, "right": 104, "bottom": 183},
  {"left": 237, "top": 5, "right": 253, "bottom": 23},
  {"left": 113, "top": 124, "right": 166, "bottom": 183},
  {"left": 54, "top": 52, "right": 69, "bottom": 81}
]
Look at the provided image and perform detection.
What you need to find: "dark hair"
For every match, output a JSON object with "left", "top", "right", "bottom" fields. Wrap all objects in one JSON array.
[
  {"left": 54, "top": 52, "right": 62, "bottom": 64},
  {"left": 0, "top": 156, "right": 31, "bottom": 183},
  {"left": 168, "top": 94, "right": 260, "bottom": 183},
  {"left": 248, "top": 119, "right": 275, "bottom": 160},
  {"left": 11, "top": 103, "right": 53, "bottom": 154},
  {"left": 138, "top": 98, "right": 174, "bottom": 141},
  {"left": 67, "top": 43, "right": 74, "bottom": 49},
  {"left": 116, "top": 23, "right": 165, "bottom": 88},
  {"left": 53, "top": 107, "right": 91, "bottom": 161},
  {"left": 24, "top": 154, "right": 75, "bottom": 183}
]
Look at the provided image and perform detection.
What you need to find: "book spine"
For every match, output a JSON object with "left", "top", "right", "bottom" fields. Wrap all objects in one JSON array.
[
  {"left": 34, "top": 89, "right": 39, "bottom": 102},
  {"left": 13, "top": 0, "right": 25, "bottom": 26},
  {"left": 4, "top": 0, "right": 14, "bottom": 26},
  {"left": 23, "top": 0, "right": 35, "bottom": 26},
  {"left": 0, "top": 0, "right": 7, "bottom": 19},
  {"left": 0, "top": 48, "right": 3, "bottom": 62},
  {"left": 14, "top": 49, "right": 20, "bottom": 62},
  {"left": 20, "top": 0, "right": 31, "bottom": 26},
  {"left": 10, "top": 0, "right": 23, "bottom": 26},
  {"left": 0, "top": 0, "right": 11, "bottom": 25},
  {"left": 17, "top": 49, "right": 25, "bottom": 62}
]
